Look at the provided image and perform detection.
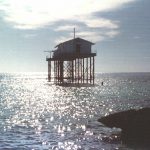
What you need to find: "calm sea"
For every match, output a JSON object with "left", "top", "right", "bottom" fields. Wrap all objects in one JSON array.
[{"left": 0, "top": 72, "right": 150, "bottom": 150}]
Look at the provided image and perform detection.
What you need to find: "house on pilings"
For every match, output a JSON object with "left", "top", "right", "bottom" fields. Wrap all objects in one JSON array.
[{"left": 46, "top": 37, "right": 96, "bottom": 86}]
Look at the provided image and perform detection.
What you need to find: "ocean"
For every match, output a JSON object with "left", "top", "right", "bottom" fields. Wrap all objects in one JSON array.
[{"left": 0, "top": 72, "right": 150, "bottom": 150}]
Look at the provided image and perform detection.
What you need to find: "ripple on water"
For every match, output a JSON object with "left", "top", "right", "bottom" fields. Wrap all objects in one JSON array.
[{"left": 0, "top": 73, "right": 150, "bottom": 149}]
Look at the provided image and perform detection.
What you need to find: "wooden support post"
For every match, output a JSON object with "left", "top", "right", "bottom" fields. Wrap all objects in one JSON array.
[
  {"left": 60, "top": 61, "right": 63, "bottom": 83},
  {"left": 78, "top": 58, "right": 79, "bottom": 84},
  {"left": 57, "top": 60, "right": 58, "bottom": 83},
  {"left": 75, "top": 59, "right": 76, "bottom": 83},
  {"left": 56, "top": 60, "right": 57, "bottom": 83},
  {"left": 72, "top": 60, "right": 74, "bottom": 83},
  {"left": 58, "top": 60, "right": 60, "bottom": 83},
  {"left": 83, "top": 58, "right": 84, "bottom": 83},
  {"left": 93, "top": 56, "right": 95, "bottom": 85},
  {"left": 90, "top": 57, "right": 92, "bottom": 83},
  {"left": 54, "top": 61, "right": 55, "bottom": 83},
  {"left": 55, "top": 60, "right": 57, "bottom": 84},
  {"left": 81, "top": 58, "right": 82, "bottom": 84},
  {"left": 86, "top": 57, "right": 88, "bottom": 84},
  {"left": 57, "top": 60, "right": 59, "bottom": 83},
  {"left": 48, "top": 61, "right": 51, "bottom": 82}
]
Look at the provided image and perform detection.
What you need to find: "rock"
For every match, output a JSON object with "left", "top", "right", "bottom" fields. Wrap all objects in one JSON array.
[{"left": 98, "top": 108, "right": 150, "bottom": 145}]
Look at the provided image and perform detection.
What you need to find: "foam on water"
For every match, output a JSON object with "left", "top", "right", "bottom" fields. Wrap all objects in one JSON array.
[{"left": 0, "top": 72, "right": 150, "bottom": 150}]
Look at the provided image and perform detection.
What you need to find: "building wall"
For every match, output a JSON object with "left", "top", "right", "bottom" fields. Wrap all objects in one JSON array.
[
  {"left": 77, "top": 39, "right": 91, "bottom": 54},
  {"left": 53, "top": 38, "right": 92, "bottom": 57},
  {"left": 62, "top": 40, "right": 74, "bottom": 53}
]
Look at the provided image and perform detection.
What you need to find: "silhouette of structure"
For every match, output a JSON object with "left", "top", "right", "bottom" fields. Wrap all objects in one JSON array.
[{"left": 46, "top": 37, "right": 96, "bottom": 85}]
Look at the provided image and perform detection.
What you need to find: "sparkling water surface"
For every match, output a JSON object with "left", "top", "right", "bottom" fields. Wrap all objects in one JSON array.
[{"left": 0, "top": 72, "right": 150, "bottom": 150}]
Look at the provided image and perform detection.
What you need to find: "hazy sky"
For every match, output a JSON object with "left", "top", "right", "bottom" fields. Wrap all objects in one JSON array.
[{"left": 0, "top": 0, "right": 150, "bottom": 72}]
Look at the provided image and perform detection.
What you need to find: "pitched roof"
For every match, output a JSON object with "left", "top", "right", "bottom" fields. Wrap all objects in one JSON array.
[{"left": 55, "top": 37, "right": 95, "bottom": 48}]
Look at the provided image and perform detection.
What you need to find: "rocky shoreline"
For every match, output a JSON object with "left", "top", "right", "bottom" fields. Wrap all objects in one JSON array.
[{"left": 98, "top": 108, "right": 150, "bottom": 146}]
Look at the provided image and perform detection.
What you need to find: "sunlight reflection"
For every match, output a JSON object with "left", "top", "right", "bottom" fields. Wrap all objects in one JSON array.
[
  {"left": 2, "top": 73, "right": 143, "bottom": 149},
  {"left": 58, "top": 141, "right": 81, "bottom": 150}
]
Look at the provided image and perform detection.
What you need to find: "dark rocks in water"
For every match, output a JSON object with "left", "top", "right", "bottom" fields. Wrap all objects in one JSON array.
[{"left": 98, "top": 108, "right": 150, "bottom": 145}]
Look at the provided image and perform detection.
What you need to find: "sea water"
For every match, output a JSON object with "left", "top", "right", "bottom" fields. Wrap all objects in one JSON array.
[{"left": 0, "top": 72, "right": 150, "bottom": 150}]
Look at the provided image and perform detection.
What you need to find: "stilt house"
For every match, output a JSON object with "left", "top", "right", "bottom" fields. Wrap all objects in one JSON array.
[{"left": 46, "top": 37, "right": 96, "bottom": 85}]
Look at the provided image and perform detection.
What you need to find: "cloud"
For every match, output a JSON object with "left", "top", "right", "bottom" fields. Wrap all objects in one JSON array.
[
  {"left": 0, "top": 0, "right": 136, "bottom": 42},
  {"left": 54, "top": 36, "right": 72, "bottom": 44},
  {"left": 0, "top": 0, "right": 135, "bottom": 29},
  {"left": 54, "top": 25, "right": 79, "bottom": 31},
  {"left": 77, "top": 31, "right": 105, "bottom": 42},
  {"left": 84, "top": 18, "right": 119, "bottom": 29},
  {"left": 53, "top": 15, "right": 120, "bottom": 43},
  {"left": 55, "top": 29, "right": 120, "bottom": 44},
  {"left": 105, "top": 30, "right": 120, "bottom": 38}
]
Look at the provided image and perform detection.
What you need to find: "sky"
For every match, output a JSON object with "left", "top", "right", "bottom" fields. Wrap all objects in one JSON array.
[{"left": 0, "top": 0, "right": 150, "bottom": 73}]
